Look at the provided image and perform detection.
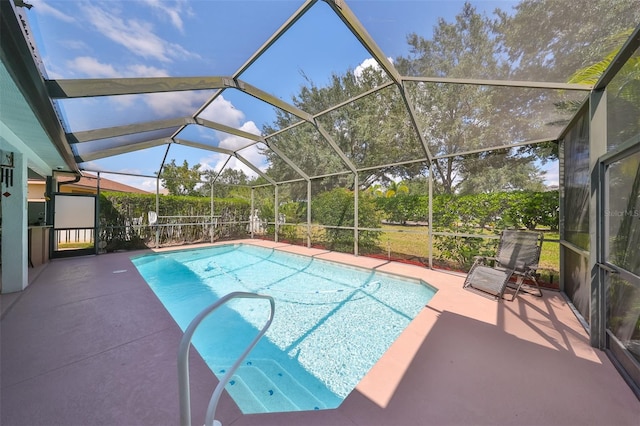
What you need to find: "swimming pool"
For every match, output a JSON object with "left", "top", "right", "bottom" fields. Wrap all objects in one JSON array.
[{"left": 132, "top": 244, "right": 436, "bottom": 414}]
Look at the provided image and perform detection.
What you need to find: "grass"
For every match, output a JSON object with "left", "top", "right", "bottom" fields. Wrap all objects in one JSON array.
[
  {"left": 281, "top": 223, "right": 560, "bottom": 286},
  {"left": 378, "top": 225, "right": 560, "bottom": 285},
  {"left": 379, "top": 224, "right": 430, "bottom": 255},
  {"left": 57, "top": 242, "right": 94, "bottom": 250}
]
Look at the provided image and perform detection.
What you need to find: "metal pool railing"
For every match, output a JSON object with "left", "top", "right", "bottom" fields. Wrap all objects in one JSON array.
[{"left": 177, "top": 291, "right": 275, "bottom": 426}]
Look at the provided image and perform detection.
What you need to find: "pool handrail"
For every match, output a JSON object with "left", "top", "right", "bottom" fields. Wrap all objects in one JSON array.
[{"left": 177, "top": 291, "right": 276, "bottom": 426}]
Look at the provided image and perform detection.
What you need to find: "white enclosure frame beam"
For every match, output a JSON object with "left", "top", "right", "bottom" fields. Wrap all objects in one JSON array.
[
  {"left": 75, "top": 138, "right": 171, "bottom": 162},
  {"left": 68, "top": 118, "right": 193, "bottom": 144}
]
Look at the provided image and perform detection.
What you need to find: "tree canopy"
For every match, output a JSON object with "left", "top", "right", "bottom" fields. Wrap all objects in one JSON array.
[
  {"left": 255, "top": 0, "right": 640, "bottom": 195},
  {"left": 160, "top": 159, "right": 203, "bottom": 196},
  {"left": 200, "top": 168, "right": 252, "bottom": 199}
]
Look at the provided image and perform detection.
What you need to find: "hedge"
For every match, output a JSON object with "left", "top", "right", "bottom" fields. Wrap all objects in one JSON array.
[
  {"left": 98, "top": 192, "right": 251, "bottom": 251},
  {"left": 98, "top": 189, "right": 559, "bottom": 270},
  {"left": 377, "top": 190, "right": 559, "bottom": 231}
]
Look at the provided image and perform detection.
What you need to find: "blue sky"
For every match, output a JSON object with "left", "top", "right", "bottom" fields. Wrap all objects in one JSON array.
[{"left": 23, "top": 0, "right": 555, "bottom": 192}]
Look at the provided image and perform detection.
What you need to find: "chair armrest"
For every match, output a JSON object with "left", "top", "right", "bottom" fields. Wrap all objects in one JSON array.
[
  {"left": 514, "top": 264, "right": 539, "bottom": 276},
  {"left": 471, "top": 256, "right": 496, "bottom": 267},
  {"left": 511, "top": 260, "right": 527, "bottom": 272},
  {"left": 474, "top": 256, "right": 497, "bottom": 261}
]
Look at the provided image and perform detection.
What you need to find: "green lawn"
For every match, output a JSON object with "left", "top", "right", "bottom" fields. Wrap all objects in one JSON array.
[
  {"left": 282, "top": 223, "right": 560, "bottom": 285},
  {"left": 378, "top": 225, "right": 560, "bottom": 285}
]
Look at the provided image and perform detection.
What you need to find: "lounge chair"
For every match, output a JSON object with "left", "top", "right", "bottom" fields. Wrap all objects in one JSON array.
[{"left": 463, "top": 230, "right": 544, "bottom": 301}]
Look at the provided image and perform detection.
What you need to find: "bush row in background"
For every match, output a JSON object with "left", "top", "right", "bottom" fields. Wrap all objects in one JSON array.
[
  {"left": 98, "top": 192, "right": 251, "bottom": 251},
  {"left": 272, "top": 190, "right": 560, "bottom": 231},
  {"left": 376, "top": 190, "right": 559, "bottom": 231},
  {"left": 256, "top": 188, "right": 383, "bottom": 253},
  {"left": 374, "top": 190, "right": 558, "bottom": 271},
  {"left": 281, "top": 189, "right": 559, "bottom": 273},
  {"left": 99, "top": 189, "right": 559, "bottom": 275},
  {"left": 311, "top": 188, "right": 382, "bottom": 253}
]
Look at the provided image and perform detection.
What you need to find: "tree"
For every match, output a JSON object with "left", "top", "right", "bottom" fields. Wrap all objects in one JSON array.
[
  {"left": 568, "top": 28, "right": 640, "bottom": 149},
  {"left": 404, "top": 175, "right": 429, "bottom": 196},
  {"left": 160, "top": 159, "right": 202, "bottom": 196},
  {"left": 396, "top": 3, "right": 532, "bottom": 194},
  {"left": 568, "top": 29, "right": 638, "bottom": 86},
  {"left": 200, "top": 168, "right": 252, "bottom": 199},
  {"left": 311, "top": 188, "right": 381, "bottom": 252},
  {"left": 496, "top": 0, "right": 640, "bottom": 82},
  {"left": 261, "top": 1, "right": 637, "bottom": 196},
  {"left": 385, "top": 180, "right": 409, "bottom": 198},
  {"left": 262, "top": 64, "right": 426, "bottom": 197},
  {"left": 364, "top": 183, "right": 384, "bottom": 197},
  {"left": 496, "top": 1, "right": 640, "bottom": 143},
  {"left": 457, "top": 148, "right": 547, "bottom": 194}
]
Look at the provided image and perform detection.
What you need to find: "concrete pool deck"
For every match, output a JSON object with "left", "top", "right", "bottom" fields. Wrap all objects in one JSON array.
[{"left": 2, "top": 239, "right": 639, "bottom": 425}]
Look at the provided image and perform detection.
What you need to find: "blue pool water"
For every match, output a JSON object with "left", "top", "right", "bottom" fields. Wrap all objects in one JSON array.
[{"left": 132, "top": 244, "right": 436, "bottom": 414}]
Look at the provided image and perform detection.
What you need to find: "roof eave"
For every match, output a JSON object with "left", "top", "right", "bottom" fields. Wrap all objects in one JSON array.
[{"left": 0, "top": 0, "right": 79, "bottom": 174}]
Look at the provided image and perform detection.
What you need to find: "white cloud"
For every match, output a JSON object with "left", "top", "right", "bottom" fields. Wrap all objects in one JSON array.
[
  {"left": 190, "top": 125, "right": 218, "bottom": 143},
  {"left": 43, "top": 63, "right": 66, "bottom": 80},
  {"left": 229, "top": 157, "right": 259, "bottom": 179},
  {"left": 353, "top": 57, "right": 394, "bottom": 79},
  {"left": 66, "top": 56, "right": 169, "bottom": 79},
  {"left": 216, "top": 121, "right": 261, "bottom": 151},
  {"left": 198, "top": 96, "right": 246, "bottom": 128},
  {"left": 238, "top": 121, "right": 262, "bottom": 137},
  {"left": 236, "top": 143, "right": 268, "bottom": 174},
  {"left": 138, "top": 177, "right": 165, "bottom": 192},
  {"left": 62, "top": 56, "right": 201, "bottom": 116},
  {"left": 198, "top": 141, "right": 266, "bottom": 180},
  {"left": 198, "top": 152, "right": 226, "bottom": 172},
  {"left": 67, "top": 56, "right": 119, "bottom": 78},
  {"left": 127, "top": 64, "right": 170, "bottom": 77},
  {"left": 141, "top": 0, "right": 192, "bottom": 32},
  {"left": 143, "top": 90, "right": 211, "bottom": 118},
  {"left": 188, "top": 113, "right": 261, "bottom": 155},
  {"left": 204, "top": 155, "right": 260, "bottom": 180},
  {"left": 110, "top": 175, "right": 163, "bottom": 193},
  {"left": 217, "top": 135, "right": 251, "bottom": 152},
  {"left": 31, "top": 0, "right": 75, "bottom": 23},
  {"left": 197, "top": 106, "right": 266, "bottom": 177},
  {"left": 198, "top": 161, "right": 215, "bottom": 172},
  {"left": 83, "top": 4, "right": 198, "bottom": 63}
]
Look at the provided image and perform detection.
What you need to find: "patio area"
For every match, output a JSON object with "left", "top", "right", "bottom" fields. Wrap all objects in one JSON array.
[{"left": 1, "top": 239, "right": 638, "bottom": 426}]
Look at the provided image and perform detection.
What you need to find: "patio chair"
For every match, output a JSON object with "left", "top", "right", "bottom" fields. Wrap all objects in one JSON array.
[{"left": 463, "top": 230, "right": 544, "bottom": 301}]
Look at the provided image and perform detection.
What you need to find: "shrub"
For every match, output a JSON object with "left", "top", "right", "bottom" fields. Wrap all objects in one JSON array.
[
  {"left": 98, "top": 192, "right": 251, "bottom": 250},
  {"left": 311, "top": 188, "right": 382, "bottom": 252}
]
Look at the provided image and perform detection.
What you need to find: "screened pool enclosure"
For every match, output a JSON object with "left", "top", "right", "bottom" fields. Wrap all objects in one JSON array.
[{"left": 2, "top": 0, "right": 640, "bottom": 395}]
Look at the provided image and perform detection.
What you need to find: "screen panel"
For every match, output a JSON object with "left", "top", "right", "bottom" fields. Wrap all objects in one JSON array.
[
  {"left": 562, "top": 112, "right": 590, "bottom": 250},
  {"left": 54, "top": 194, "right": 95, "bottom": 229}
]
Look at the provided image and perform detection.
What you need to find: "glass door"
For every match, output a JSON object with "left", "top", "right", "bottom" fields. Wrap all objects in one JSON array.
[{"left": 602, "top": 146, "right": 640, "bottom": 390}]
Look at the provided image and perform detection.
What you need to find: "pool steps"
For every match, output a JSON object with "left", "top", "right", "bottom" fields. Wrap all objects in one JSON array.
[
  {"left": 226, "top": 368, "right": 299, "bottom": 412},
  {"left": 215, "top": 359, "right": 327, "bottom": 412},
  {"left": 178, "top": 292, "right": 275, "bottom": 426}
]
